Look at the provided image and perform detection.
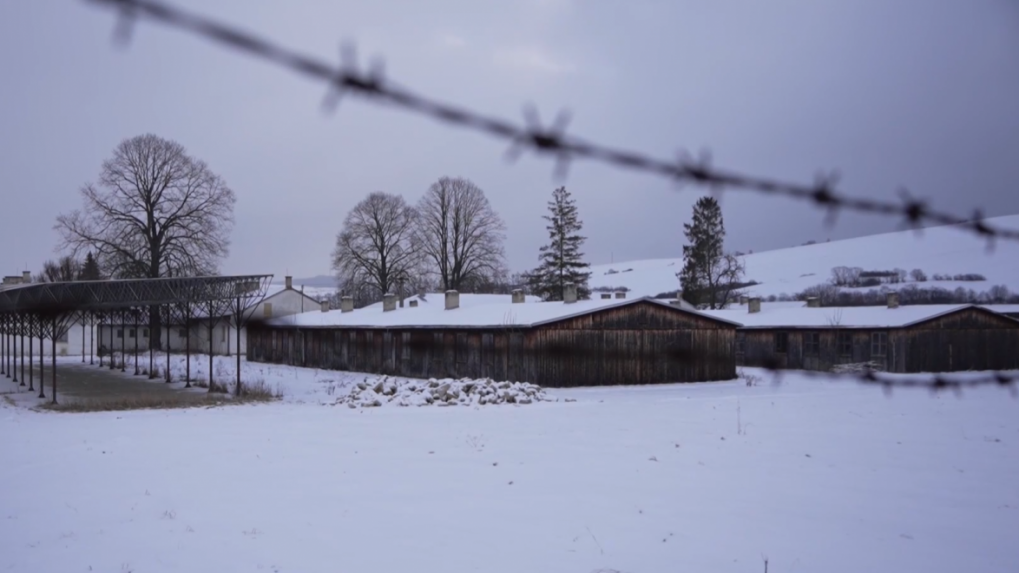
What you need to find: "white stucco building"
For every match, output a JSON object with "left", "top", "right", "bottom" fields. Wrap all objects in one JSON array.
[{"left": 92, "top": 276, "right": 324, "bottom": 356}]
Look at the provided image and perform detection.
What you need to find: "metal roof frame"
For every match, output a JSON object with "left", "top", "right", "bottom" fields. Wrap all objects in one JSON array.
[{"left": 0, "top": 275, "right": 273, "bottom": 315}]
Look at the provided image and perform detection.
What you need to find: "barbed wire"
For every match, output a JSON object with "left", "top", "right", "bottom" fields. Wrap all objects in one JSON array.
[
  {"left": 762, "top": 363, "right": 1019, "bottom": 395},
  {"left": 83, "top": 0, "right": 1019, "bottom": 248}
]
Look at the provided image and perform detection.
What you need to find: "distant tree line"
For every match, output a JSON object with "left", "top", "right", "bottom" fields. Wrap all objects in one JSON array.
[
  {"left": 787, "top": 282, "right": 1019, "bottom": 306},
  {"left": 830, "top": 266, "right": 986, "bottom": 288}
]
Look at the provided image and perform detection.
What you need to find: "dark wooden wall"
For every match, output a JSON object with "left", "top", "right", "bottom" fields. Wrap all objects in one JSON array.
[
  {"left": 735, "top": 307, "right": 1019, "bottom": 373},
  {"left": 898, "top": 307, "right": 1019, "bottom": 372},
  {"left": 737, "top": 329, "right": 894, "bottom": 371},
  {"left": 247, "top": 301, "right": 737, "bottom": 387}
]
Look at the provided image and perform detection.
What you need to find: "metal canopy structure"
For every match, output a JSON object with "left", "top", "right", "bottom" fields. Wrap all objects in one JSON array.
[
  {"left": 0, "top": 275, "right": 270, "bottom": 314},
  {"left": 0, "top": 275, "right": 273, "bottom": 404}
]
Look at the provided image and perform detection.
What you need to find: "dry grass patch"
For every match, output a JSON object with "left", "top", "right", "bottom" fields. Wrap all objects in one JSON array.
[
  {"left": 37, "top": 380, "right": 284, "bottom": 413},
  {"left": 241, "top": 379, "right": 284, "bottom": 401}
]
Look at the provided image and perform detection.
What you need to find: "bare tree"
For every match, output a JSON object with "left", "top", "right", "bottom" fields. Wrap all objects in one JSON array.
[
  {"left": 831, "top": 266, "right": 863, "bottom": 287},
  {"left": 34, "top": 256, "right": 83, "bottom": 283},
  {"left": 415, "top": 176, "right": 506, "bottom": 292},
  {"left": 55, "top": 133, "right": 236, "bottom": 348},
  {"left": 332, "top": 192, "right": 420, "bottom": 306},
  {"left": 700, "top": 252, "right": 746, "bottom": 309}
]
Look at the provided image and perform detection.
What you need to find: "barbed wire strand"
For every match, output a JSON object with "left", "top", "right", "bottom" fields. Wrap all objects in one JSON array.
[
  {"left": 83, "top": 0, "right": 1019, "bottom": 249},
  {"left": 75, "top": 0, "right": 1019, "bottom": 392}
]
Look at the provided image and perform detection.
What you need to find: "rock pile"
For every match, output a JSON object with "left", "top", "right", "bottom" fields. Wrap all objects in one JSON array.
[{"left": 336, "top": 376, "right": 560, "bottom": 408}]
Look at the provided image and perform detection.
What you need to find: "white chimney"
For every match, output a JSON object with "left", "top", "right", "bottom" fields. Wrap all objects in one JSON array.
[
  {"left": 320, "top": 300, "right": 330, "bottom": 312},
  {"left": 806, "top": 297, "right": 820, "bottom": 308},
  {"left": 340, "top": 296, "right": 354, "bottom": 313},
  {"left": 614, "top": 291, "right": 626, "bottom": 299},
  {"left": 22, "top": 271, "right": 31, "bottom": 283},
  {"left": 285, "top": 276, "right": 293, "bottom": 290},
  {"left": 887, "top": 291, "right": 900, "bottom": 309},
  {"left": 748, "top": 297, "right": 761, "bottom": 313},
  {"left": 511, "top": 289, "right": 526, "bottom": 304},
  {"left": 563, "top": 283, "right": 577, "bottom": 303},
  {"left": 383, "top": 292, "right": 397, "bottom": 312},
  {"left": 445, "top": 290, "right": 460, "bottom": 310}
]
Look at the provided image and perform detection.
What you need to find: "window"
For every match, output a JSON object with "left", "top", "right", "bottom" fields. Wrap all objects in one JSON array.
[
  {"left": 774, "top": 332, "right": 789, "bottom": 353},
  {"left": 117, "top": 329, "right": 124, "bottom": 339},
  {"left": 804, "top": 332, "right": 820, "bottom": 355},
  {"left": 129, "top": 329, "right": 137, "bottom": 339},
  {"left": 179, "top": 329, "right": 187, "bottom": 338},
  {"left": 837, "top": 332, "right": 853, "bottom": 356},
  {"left": 870, "top": 332, "right": 888, "bottom": 357},
  {"left": 143, "top": 328, "right": 149, "bottom": 338},
  {"left": 221, "top": 325, "right": 227, "bottom": 342},
  {"left": 735, "top": 332, "right": 746, "bottom": 355}
]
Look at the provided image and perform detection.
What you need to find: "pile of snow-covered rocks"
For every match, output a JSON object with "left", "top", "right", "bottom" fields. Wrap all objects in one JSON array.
[{"left": 336, "top": 376, "right": 564, "bottom": 408}]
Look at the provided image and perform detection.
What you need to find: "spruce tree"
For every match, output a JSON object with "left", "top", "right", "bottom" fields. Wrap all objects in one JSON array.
[
  {"left": 527, "top": 186, "right": 591, "bottom": 301},
  {"left": 678, "top": 196, "right": 725, "bottom": 307},
  {"left": 79, "top": 251, "right": 102, "bottom": 280}
]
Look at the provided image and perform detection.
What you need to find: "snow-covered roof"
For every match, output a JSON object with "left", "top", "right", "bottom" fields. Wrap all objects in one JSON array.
[
  {"left": 267, "top": 295, "right": 736, "bottom": 329},
  {"left": 361, "top": 292, "right": 543, "bottom": 311},
  {"left": 983, "top": 304, "right": 1019, "bottom": 315},
  {"left": 702, "top": 303, "right": 1003, "bottom": 329}
]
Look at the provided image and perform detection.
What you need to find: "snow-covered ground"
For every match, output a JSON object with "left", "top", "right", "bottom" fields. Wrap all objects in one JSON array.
[
  {"left": 1, "top": 358, "right": 1017, "bottom": 572},
  {"left": 590, "top": 214, "right": 1019, "bottom": 298}
]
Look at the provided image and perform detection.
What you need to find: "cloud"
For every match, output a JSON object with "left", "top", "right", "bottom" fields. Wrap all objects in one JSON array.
[
  {"left": 437, "top": 34, "right": 467, "bottom": 49},
  {"left": 492, "top": 45, "right": 576, "bottom": 75}
]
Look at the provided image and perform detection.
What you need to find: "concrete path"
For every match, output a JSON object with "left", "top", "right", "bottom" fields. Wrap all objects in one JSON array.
[{"left": 1, "top": 360, "right": 210, "bottom": 407}]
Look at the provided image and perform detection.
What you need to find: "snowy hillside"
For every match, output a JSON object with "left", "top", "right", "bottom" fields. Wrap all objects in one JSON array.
[{"left": 589, "top": 214, "right": 1019, "bottom": 299}]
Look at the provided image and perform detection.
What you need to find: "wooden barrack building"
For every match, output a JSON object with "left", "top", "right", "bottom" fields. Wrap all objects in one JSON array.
[{"left": 247, "top": 288, "right": 739, "bottom": 387}]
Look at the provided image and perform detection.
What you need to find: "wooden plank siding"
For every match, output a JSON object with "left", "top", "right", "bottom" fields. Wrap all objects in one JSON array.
[
  {"left": 247, "top": 301, "right": 737, "bottom": 387},
  {"left": 734, "top": 307, "right": 1019, "bottom": 373}
]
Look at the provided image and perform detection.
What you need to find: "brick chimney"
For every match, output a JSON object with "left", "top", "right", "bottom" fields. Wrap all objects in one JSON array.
[
  {"left": 320, "top": 300, "right": 330, "bottom": 312},
  {"left": 887, "top": 291, "right": 899, "bottom": 309},
  {"left": 748, "top": 297, "right": 762, "bottom": 314},
  {"left": 285, "top": 276, "right": 293, "bottom": 290},
  {"left": 445, "top": 290, "right": 459, "bottom": 310},
  {"left": 340, "top": 296, "right": 354, "bottom": 313},
  {"left": 511, "top": 289, "right": 526, "bottom": 304},
  {"left": 383, "top": 292, "right": 396, "bottom": 312},
  {"left": 806, "top": 297, "right": 820, "bottom": 308},
  {"left": 563, "top": 283, "right": 577, "bottom": 303}
]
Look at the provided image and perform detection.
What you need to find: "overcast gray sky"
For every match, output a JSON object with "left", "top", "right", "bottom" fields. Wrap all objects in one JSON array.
[{"left": 2, "top": 0, "right": 1017, "bottom": 281}]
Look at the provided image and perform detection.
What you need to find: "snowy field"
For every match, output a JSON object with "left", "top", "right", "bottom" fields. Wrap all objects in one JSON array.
[
  {"left": 2, "top": 358, "right": 1018, "bottom": 573},
  {"left": 590, "top": 214, "right": 1019, "bottom": 298}
]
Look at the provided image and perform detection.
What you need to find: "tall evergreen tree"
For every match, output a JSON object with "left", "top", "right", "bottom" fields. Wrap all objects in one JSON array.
[
  {"left": 526, "top": 186, "right": 591, "bottom": 301},
  {"left": 79, "top": 251, "right": 102, "bottom": 280},
  {"left": 678, "top": 196, "right": 726, "bottom": 307}
]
